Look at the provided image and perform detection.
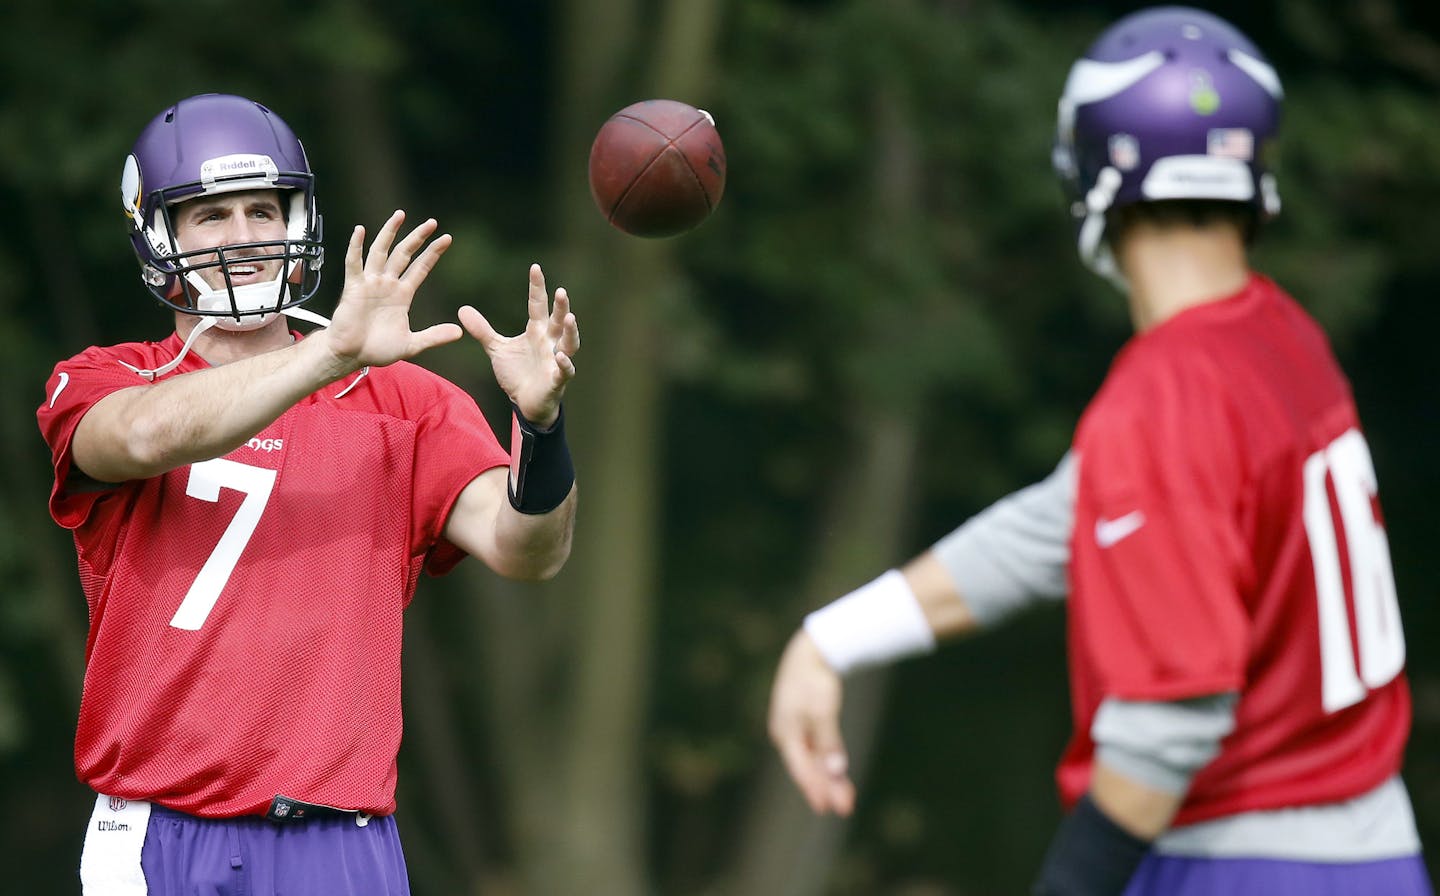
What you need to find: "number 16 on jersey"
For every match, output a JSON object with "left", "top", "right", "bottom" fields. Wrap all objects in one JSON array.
[{"left": 1303, "top": 429, "right": 1405, "bottom": 714}]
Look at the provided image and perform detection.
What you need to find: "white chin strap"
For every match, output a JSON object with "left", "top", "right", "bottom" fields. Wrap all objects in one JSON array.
[
  {"left": 118, "top": 280, "right": 332, "bottom": 382},
  {"left": 188, "top": 272, "right": 288, "bottom": 332},
  {"left": 1078, "top": 166, "right": 1129, "bottom": 292}
]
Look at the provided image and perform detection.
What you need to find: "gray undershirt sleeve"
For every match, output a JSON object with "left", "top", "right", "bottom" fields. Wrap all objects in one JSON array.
[
  {"left": 1091, "top": 694, "right": 1239, "bottom": 796},
  {"left": 932, "top": 451, "right": 1075, "bottom": 626}
]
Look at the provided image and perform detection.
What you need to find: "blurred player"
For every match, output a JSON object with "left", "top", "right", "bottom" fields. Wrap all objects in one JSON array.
[
  {"left": 767, "top": 8, "right": 1431, "bottom": 895},
  {"left": 36, "top": 93, "right": 581, "bottom": 895}
]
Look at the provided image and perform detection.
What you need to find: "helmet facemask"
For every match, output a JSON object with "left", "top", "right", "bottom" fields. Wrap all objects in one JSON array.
[{"left": 135, "top": 184, "right": 324, "bottom": 332}]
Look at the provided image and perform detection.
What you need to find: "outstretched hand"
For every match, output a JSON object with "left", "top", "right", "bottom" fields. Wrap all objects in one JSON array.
[
  {"left": 768, "top": 630, "right": 857, "bottom": 816},
  {"left": 459, "top": 263, "right": 580, "bottom": 427},
  {"left": 323, "top": 210, "right": 462, "bottom": 372}
]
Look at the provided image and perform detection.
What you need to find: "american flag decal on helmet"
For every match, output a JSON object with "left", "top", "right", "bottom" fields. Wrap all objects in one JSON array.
[{"left": 1208, "top": 128, "right": 1254, "bottom": 161}]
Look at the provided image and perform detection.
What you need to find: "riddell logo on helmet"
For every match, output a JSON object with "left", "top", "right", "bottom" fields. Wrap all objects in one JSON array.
[
  {"left": 200, "top": 154, "right": 280, "bottom": 185},
  {"left": 246, "top": 437, "right": 284, "bottom": 452},
  {"left": 215, "top": 159, "right": 263, "bottom": 172}
]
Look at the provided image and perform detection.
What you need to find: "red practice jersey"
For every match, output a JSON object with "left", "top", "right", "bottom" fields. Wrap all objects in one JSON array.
[
  {"left": 37, "top": 332, "right": 509, "bottom": 817},
  {"left": 1059, "top": 275, "right": 1411, "bottom": 827}
]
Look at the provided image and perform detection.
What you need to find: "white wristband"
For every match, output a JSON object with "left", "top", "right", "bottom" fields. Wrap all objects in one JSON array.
[{"left": 803, "top": 569, "right": 936, "bottom": 676}]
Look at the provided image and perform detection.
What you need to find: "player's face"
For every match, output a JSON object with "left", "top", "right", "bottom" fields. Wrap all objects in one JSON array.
[{"left": 172, "top": 190, "right": 288, "bottom": 291}]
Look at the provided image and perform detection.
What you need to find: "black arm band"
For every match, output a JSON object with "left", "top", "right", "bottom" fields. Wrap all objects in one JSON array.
[
  {"left": 507, "top": 403, "right": 575, "bottom": 514},
  {"left": 1032, "top": 795, "right": 1151, "bottom": 896}
]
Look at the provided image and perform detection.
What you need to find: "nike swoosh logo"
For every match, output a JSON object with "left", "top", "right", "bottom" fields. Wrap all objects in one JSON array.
[
  {"left": 48, "top": 371, "right": 70, "bottom": 408},
  {"left": 1095, "top": 510, "right": 1146, "bottom": 548}
]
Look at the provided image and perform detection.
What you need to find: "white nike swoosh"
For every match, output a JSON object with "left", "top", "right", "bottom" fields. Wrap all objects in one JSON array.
[
  {"left": 1095, "top": 510, "right": 1146, "bottom": 548},
  {"left": 49, "top": 371, "right": 70, "bottom": 408}
]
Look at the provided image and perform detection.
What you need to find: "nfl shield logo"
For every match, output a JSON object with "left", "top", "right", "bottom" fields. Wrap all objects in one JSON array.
[
  {"left": 108, "top": 796, "right": 127, "bottom": 812},
  {"left": 1108, "top": 133, "right": 1140, "bottom": 171}
]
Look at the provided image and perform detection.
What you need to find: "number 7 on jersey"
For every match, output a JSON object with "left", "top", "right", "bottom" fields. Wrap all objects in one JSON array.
[{"left": 169, "top": 458, "right": 277, "bottom": 631}]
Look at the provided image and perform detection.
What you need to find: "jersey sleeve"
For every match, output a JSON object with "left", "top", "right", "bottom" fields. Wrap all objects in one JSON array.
[
  {"left": 1069, "top": 365, "right": 1252, "bottom": 702},
  {"left": 35, "top": 348, "right": 150, "bottom": 529},
  {"left": 933, "top": 451, "right": 1074, "bottom": 626},
  {"left": 408, "top": 374, "right": 509, "bottom": 576}
]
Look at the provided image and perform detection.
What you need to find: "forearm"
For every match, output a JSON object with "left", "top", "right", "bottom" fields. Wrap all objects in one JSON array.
[
  {"left": 75, "top": 333, "right": 355, "bottom": 482},
  {"left": 491, "top": 485, "right": 577, "bottom": 580},
  {"left": 801, "top": 556, "right": 965, "bottom": 676},
  {"left": 1090, "top": 761, "right": 1184, "bottom": 840},
  {"left": 444, "top": 400, "right": 578, "bottom": 581},
  {"left": 801, "top": 450, "right": 1075, "bottom": 674},
  {"left": 900, "top": 551, "right": 979, "bottom": 639}
]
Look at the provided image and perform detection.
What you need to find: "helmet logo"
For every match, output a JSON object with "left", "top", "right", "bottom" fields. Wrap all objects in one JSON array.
[
  {"left": 120, "top": 155, "right": 143, "bottom": 223},
  {"left": 1107, "top": 133, "right": 1140, "bottom": 171},
  {"left": 1189, "top": 71, "right": 1221, "bottom": 115}
]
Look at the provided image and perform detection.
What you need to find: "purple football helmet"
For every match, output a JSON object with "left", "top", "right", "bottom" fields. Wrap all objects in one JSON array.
[
  {"left": 120, "top": 94, "right": 324, "bottom": 326},
  {"left": 1052, "top": 7, "right": 1283, "bottom": 279}
]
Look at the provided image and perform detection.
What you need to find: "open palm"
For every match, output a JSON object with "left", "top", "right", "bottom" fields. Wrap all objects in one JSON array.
[
  {"left": 459, "top": 263, "right": 580, "bottom": 427},
  {"left": 325, "top": 210, "right": 462, "bottom": 370}
]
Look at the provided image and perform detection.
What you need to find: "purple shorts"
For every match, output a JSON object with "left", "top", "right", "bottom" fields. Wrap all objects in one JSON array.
[
  {"left": 80, "top": 796, "right": 411, "bottom": 896},
  {"left": 1124, "top": 852, "right": 1434, "bottom": 896}
]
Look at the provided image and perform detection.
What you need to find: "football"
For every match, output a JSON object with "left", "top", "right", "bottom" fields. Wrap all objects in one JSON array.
[{"left": 588, "top": 99, "right": 726, "bottom": 238}]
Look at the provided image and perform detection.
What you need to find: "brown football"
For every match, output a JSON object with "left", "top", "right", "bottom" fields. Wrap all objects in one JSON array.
[{"left": 588, "top": 99, "right": 726, "bottom": 238}]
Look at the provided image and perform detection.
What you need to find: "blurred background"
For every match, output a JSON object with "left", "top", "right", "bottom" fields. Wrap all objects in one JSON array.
[{"left": 2, "top": 0, "right": 1438, "bottom": 893}]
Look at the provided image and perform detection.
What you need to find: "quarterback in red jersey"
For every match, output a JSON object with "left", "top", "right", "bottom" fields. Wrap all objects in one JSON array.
[
  {"left": 1060, "top": 273, "right": 1411, "bottom": 832},
  {"left": 37, "top": 94, "right": 580, "bottom": 895},
  {"left": 766, "top": 8, "right": 1429, "bottom": 895}
]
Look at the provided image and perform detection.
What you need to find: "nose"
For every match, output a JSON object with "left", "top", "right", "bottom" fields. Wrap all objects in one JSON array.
[{"left": 225, "top": 213, "right": 258, "bottom": 245}]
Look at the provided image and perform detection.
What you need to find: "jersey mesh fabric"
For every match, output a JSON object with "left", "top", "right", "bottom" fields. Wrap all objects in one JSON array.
[
  {"left": 1059, "top": 275, "right": 1411, "bottom": 827},
  {"left": 37, "top": 332, "right": 508, "bottom": 817}
]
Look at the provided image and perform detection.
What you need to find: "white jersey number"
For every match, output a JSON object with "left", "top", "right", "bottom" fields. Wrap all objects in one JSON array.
[
  {"left": 1302, "top": 429, "right": 1405, "bottom": 713},
  {"left": 169, "top": 458, "right": 277, "bottom": 631}
]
